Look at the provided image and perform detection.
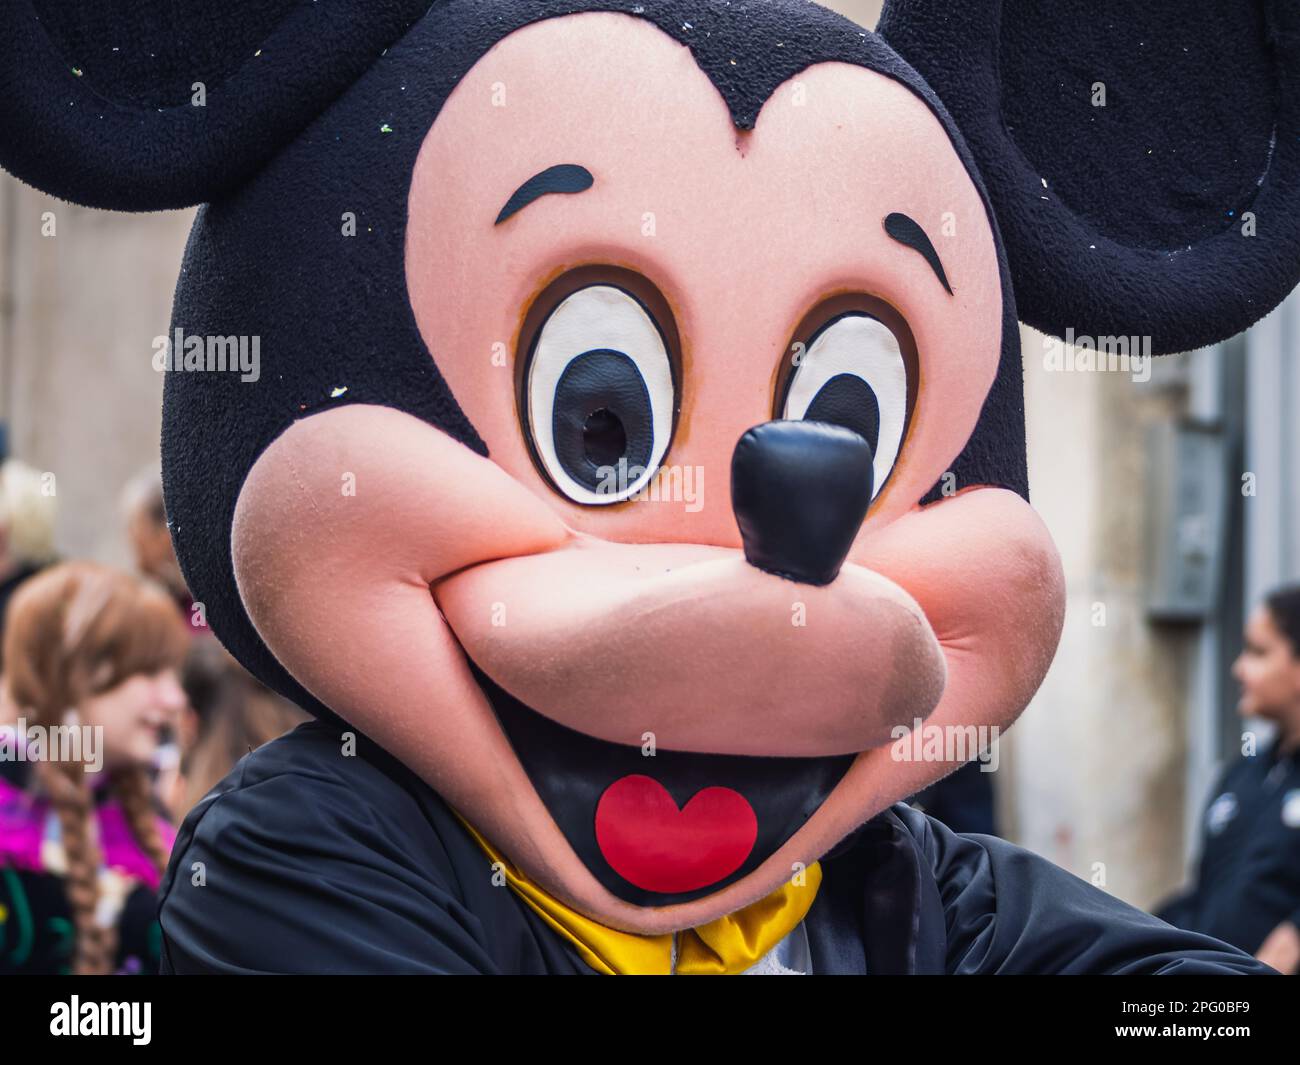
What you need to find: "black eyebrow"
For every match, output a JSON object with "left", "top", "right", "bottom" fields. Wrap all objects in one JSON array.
[
  {"left": 883, "top": 212, "right": 953, "bottom": 295},
  {"left": 495, "top": 164, "right": 594, "bottom": 225}
]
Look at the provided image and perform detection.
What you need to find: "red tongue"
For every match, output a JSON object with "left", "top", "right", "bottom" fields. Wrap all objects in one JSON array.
[{"left": 594, "top": 774, "right": 758, "bottom": 894}]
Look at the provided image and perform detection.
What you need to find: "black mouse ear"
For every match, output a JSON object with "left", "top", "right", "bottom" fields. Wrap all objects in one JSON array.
[
  {"left": 880, "top": 0, "right": 1300, "bottom": 354},
  {"left": 0, "top": 0, "right": 430, "bottom": 211}
]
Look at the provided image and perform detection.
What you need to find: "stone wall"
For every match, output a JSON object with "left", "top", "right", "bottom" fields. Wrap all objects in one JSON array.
[{"left": 0, "top": 180, "right": 195, "bottom": 567}]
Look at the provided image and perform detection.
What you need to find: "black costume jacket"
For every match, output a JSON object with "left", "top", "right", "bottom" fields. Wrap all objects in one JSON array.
[{"left": 157, "top": 720, "right": 1273, "bottom": 975}]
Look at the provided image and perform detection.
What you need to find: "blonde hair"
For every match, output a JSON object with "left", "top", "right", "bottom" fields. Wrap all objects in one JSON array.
[
  {"left": 0, "top": 459, "right": 57, "bottom": 566},
  {"left": 3, "top": 562, "right": 189, "bottom": 973}
]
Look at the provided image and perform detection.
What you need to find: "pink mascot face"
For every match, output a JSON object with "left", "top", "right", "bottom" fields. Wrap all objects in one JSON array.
[{"left": 232, "top": 13, "right": 1065, "bottom": 931}]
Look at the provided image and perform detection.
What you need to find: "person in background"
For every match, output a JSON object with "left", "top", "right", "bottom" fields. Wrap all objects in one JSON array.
[
  {"left": 0, "top": 458, "right": 59, "bottom": 675},
  {"left": 120, "top": 468, "right": 309, "bottom": 818},
  {"left": 1155, "top": 583, "right": 1300, "bottom": 974},
  {"left": 121, "top": 469, "right": 202, "bottom": 635},
  {"left": 0, "top": 563, "right": 188, "bottom": 974},
  {"left": 170, "top": 638, "right": 307, "bottom": 819}
]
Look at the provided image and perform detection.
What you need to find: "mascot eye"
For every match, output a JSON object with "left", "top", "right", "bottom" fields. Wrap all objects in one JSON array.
[
  {"left": 782, "top": 313, "right": 909, "bottom": 502},
  {"left": 524, "top": 284, "right": 676, "bottom": 505}
]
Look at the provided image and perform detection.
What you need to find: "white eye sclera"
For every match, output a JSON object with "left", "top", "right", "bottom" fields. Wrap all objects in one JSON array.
[
  {"left": 526, "top": 285, "right": 675, "bottom": 505},
  {"left": 783, "top": 313, "right": 908, "bottom": 500}
]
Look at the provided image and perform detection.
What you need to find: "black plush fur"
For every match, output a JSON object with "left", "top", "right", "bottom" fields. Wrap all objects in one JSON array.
[
  {"left": 880, "top": 0, "right": 1300, "bottom": 355},
  {"left": 0, "top": 0, "right": 434, "bottom": 210}
]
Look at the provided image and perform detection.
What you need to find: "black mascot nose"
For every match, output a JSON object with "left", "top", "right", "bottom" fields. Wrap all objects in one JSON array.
[{"left": 730, "top": 420, "right": 875, "bottom": 587}]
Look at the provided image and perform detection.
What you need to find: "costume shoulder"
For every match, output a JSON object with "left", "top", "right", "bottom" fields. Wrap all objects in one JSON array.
[
  {"left": 158, "top": 720, "right": 526, "bottom": 974},
  {"left": 890, "top": 803, "right": 1276, "bottom": 975}
]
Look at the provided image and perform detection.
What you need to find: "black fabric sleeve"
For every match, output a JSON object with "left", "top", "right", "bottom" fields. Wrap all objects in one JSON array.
[
  {"left": 158, "top": 766, "right": 500, "bottom": 975},
  {"left": 906, "top": 809, "right": 1277, "bottom": 974}
]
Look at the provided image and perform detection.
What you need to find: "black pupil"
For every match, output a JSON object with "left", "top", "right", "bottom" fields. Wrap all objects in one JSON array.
[
  {"left": 551, "top": 349, "right": 654, "bottom": 494},
  {"left": 805, "top": 373, "right": 880, "bottom": 455},
  {"left": 583, "top": 408, "right": 627, "bottom": 468}
]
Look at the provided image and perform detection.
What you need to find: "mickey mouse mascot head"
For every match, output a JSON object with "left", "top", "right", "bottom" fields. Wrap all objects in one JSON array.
[{"left": 3, "top": 0, "right": 1296, "bottom": 974}]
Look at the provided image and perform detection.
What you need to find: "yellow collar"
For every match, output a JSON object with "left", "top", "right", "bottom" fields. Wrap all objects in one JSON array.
[{"left": 455, "top": 814, "right": 820, "bottom": 975}]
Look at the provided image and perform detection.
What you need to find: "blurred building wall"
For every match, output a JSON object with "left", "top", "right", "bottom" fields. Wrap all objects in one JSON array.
[
  {"left": 1011, "top": 328, "right": 1202, "bottom": 906},
  {"left": 0, "top": 179, "right": 195, "bottom": 566},
  {"left": 827, "top": 0, "right": 883, "bottom": 27},
  {"left": 1245, "top": 297, "right": 1300, "bottom": 602},
  {"left": 1014, "top": 303, "right": 1300, "bottom": 909}
]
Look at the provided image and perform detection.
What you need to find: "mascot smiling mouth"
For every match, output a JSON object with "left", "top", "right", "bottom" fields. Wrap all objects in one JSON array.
[
  {"left": 426, "top": 415, "right": 952, "bottom": 909},
  {"left": 469, "top": 661, "right": 856, "bottom": 906}
]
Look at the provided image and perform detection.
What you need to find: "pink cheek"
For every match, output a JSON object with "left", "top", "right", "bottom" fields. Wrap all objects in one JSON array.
[{"left": 853, "top": 488, "right": 1066, "bottom": 703}]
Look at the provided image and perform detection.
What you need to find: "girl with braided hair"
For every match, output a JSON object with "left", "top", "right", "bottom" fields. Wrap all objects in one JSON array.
[{"left": 0, "top": 562, "right": 188, "bottom": 974}]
